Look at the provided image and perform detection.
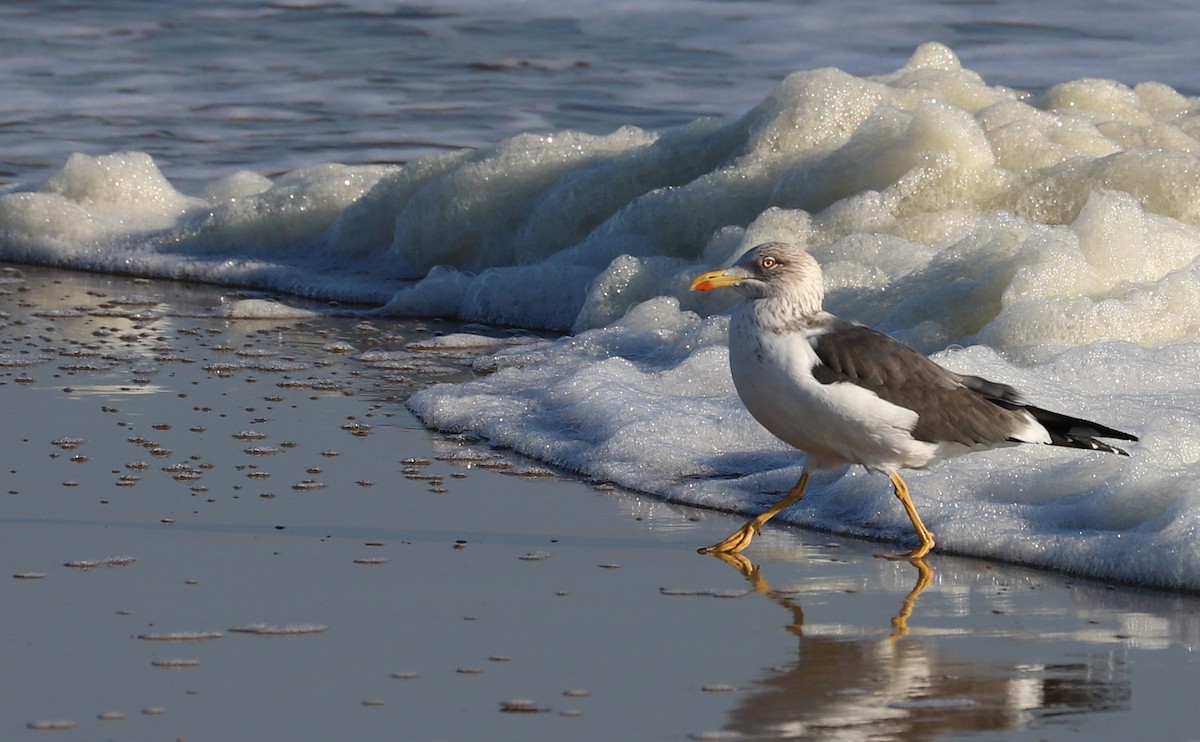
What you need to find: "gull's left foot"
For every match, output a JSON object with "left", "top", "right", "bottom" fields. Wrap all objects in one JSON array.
[{"left": 697, "top": 520, "right": 761, "bottom": 555}]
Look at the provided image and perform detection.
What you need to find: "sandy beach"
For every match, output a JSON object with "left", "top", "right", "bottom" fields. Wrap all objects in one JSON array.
[{"left": 3, "top": 262, "right": 1199, "bottom": 741}]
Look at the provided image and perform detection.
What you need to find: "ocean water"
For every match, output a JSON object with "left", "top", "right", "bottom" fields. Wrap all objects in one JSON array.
[{"left": 3, "top": 1, "right": 1200, "bottom": 589}]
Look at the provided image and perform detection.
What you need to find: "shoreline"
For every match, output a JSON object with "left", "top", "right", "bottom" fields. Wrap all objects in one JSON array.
[{"left": 3, "top": 262, "right": 1199, "bottom": 741}]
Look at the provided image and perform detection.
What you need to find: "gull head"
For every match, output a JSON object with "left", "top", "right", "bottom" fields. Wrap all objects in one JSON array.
[{"left": 690, "top": 242, "right": 824, "bottom": 312}]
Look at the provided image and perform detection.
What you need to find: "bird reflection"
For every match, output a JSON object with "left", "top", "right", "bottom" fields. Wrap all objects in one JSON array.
[
  {"left": 700, "top": 552, "right": 1131, "bottom": 739},
  {"left": 708, "top": 550, "right": 933, "bottom": 639}
]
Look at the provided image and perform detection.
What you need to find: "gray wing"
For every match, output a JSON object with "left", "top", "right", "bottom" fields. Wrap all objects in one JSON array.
[{"left": 809, "top": 320, "right": 1028, "bottom": 447}]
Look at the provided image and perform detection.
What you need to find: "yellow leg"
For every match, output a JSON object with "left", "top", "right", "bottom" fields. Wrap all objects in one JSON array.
[
  {"left": 698, "top": 470, "right": 810, "bottom": 555},
  {"left": 885, "top": 471, "right": 936, "bottom": 559}
]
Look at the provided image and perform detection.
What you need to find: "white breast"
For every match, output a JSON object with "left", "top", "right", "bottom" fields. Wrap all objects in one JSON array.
[{"left": 727, "top": 305, "right": 938, "bottom": 472}]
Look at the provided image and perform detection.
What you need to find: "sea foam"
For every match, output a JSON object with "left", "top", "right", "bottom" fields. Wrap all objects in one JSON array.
[{"left": 3, "top": 43, "right": 1200, "bottom": 588}]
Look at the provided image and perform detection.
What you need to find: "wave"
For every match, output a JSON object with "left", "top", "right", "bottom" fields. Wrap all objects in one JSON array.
[{"left": 5, "top": 43, "right": 1199, "bottom": 589}]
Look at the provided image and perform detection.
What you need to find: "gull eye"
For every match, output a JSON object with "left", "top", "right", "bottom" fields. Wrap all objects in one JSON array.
[{"left": 760, "top": 256, "right": 778, "bottom": 270}]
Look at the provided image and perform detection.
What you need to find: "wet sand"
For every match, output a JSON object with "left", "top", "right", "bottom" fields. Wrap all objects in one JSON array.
[{"left": 3, "top": 262, "right": 1200, "bottom": 741}]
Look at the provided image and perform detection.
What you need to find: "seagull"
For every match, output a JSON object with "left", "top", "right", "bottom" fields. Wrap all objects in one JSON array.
[{"left": 689, "top": 241, "right": 1137, "bottom": 558}]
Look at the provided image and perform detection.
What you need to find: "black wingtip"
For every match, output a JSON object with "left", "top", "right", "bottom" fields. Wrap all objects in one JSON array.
[
  {"left": 1043, "top": 433, "right": 1133, "bottom": 457},
  {"left": 1022, "top": 404, "right": 1138, "bottom": 454}
]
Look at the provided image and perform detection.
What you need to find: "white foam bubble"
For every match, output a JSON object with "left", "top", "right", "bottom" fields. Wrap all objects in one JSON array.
[{"left": 215, "top": 299, "right": 318, "bottom": 320}]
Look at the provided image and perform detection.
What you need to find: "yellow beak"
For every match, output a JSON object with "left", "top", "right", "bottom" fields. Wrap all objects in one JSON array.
[{"left": 689, "top": 269, "right": 743, "bottom": 292}]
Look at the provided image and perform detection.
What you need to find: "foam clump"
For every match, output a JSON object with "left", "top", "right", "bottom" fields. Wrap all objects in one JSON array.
[
  {"left": 215, "top": 299, "right": 318, "bottom": 320},
  {"left": 42, "top": 151, "right": 198, "bottom": 214},
  {"left": 0, "top": 152, "right": 202, "bottom": 252},
  {"left": 228, "top": 623, "right": 327, "bottom": 635},
  {"left": 406, "top": 332, "right": 529, "bottom": 351}
]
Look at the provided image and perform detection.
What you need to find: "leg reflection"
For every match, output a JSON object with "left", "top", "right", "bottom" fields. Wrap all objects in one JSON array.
[
  {"left": 702, "top": 550, "right": 934, "bottom": 638},
  {"left": 707, "top": 551, "right": 803, "bottom": 637},
  {"left": 889, "top": 557, "right": 933, "bottom": 639}
]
